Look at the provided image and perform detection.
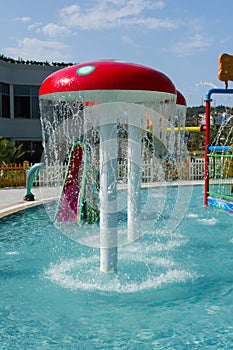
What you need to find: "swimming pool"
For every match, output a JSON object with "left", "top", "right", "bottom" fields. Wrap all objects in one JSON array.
[{"left": 1, "top": 185, "right": 233, "bottom": 349}]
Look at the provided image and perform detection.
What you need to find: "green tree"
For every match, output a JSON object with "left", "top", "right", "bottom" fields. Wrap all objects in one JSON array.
[
  {"left": 0, "top": 137, "right": 25, "bottom": 165},
  {"left": 187, "top": 131, "right": 205, "bottom": 153}
]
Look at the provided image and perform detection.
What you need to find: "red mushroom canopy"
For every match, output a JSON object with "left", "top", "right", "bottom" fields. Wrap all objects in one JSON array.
[
  {"left": 176, "top": 90, "right": 187, "bottom": 106},
  {"left": 39, "top": 60, "right": 176, "bottom": 96}
]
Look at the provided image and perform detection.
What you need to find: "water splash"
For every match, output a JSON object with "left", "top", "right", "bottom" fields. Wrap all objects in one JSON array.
[
  {"left": 187, "top": 81, "right": 218, "bottom": 106},
  {"left": 39, "top": 101, "right": 191, "bottom": 249},
  {"left": 43, "top": 231, "right": 196, "bottom": 293},
  {"left": 197, "top": 217, "right": 218, "bottom": 225},
  {"left": 44, "top": 256, "right": 196, "bottom": 293}
]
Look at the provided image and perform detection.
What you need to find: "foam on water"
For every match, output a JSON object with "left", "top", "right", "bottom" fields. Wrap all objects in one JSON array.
[
  {"left": 44, "top": 230, "right": 194, "bottom": 293},
  {"left": 5, "top": 251, "right": 19, "bottom": 255},
  {"left": 44, "top": 256, "right": 196, "bottom": 293},
  {"left": 186, "top": 213, "right": 199, "bottom": 218},
  {"left": 197, "top": 217, "right": 219, "bottom": 225}
]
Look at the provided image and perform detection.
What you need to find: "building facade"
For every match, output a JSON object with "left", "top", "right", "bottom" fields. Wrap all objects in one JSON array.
[{"left": 0, "top": 57, "right": 72, "bottom": 162}]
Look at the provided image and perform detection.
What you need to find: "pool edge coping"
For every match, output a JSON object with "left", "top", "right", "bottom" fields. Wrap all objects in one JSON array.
[
  {"left": 0, "top": 197, "right": 58, "bottom": 218},
  {"left": 0, "top": 180, "right": 204, "bottom": 219}
]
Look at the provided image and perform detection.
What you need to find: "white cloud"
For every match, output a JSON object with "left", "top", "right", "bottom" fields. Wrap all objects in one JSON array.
[
  {"left": 165, "top": 34, "right": 213, "bottom": 57},
  {"left": 219, "top": 36, "right": 232, "bottom": 45},
  {"left": 40, "top": 23, "right": 71, "bottom": 38},
  {"left": 187, "top": 18, "right": 204, "bottom": 33},
  {"left": 121, "top": 35, "right": 142, "bottom": 48},
  {"left": 119, "top": 16, "right": 177, "bottom": 29},
  {"left": 58, "top": 0, "right": 171, "bottom": 31},
  {"left": 4, "top": 37, "right": 70, "bottom": 62},
  {"left": 28, "top": 22, "right": 42, "bottom": 31},
  {"left": 13, "top": 17, "right": 31, "bottom": 23}
]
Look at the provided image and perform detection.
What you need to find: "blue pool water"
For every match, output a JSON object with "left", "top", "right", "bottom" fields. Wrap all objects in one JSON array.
[{"left": 1, "top": 185, "right": 233, "bottom": 349}]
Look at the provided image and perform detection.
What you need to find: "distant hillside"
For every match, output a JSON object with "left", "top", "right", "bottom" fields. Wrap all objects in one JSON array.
[{"left": 186, "top": 105, "right": 233, "bottom": 126}]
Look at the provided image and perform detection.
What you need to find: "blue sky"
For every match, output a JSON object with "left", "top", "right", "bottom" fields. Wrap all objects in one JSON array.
[{"left": 1, "top": 0, "right": 233, "bottom": 107}]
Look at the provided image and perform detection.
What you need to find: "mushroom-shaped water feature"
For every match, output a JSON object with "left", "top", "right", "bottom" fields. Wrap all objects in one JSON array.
[
  {"left": 175, "top": 90, "right": 187, "bottom": 173},
  {"left": 176, "top": 90, "right": 187, "bottom": 128},
  {"left": 39, "top": 60, "right": 177, "bottom": 272}
]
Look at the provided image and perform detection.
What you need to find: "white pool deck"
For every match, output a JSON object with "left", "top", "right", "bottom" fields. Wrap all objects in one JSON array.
[
  {"left": 0, "top": 180, "right": 204, "bottom": 218},
  {"left": 0, "top": 187, "right": 59, "bottom": 218}
]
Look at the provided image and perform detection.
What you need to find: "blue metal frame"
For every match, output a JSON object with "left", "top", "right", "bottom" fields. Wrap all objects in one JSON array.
[
  {"left": 206, "top": 88, "right": 233, "bottom": 100},
  {"left": 207, "top": 145, "right": 231, "bottom": 152}
]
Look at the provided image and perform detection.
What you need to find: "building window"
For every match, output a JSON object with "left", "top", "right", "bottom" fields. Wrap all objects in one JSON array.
[
  {"left": 14, "top": 95, "right": 30, "bottom": 118},
  {"left": 0, "top": 82, "right": 10, "bottom": 118},
  {"left": 14, "top": 85, "right": 30, "bottom": 118},
  {"left": 31, "top": 86, "right": 40, "bottom": 119},
  {"left": 14, "top": 85, "right": 40, "bottom": 119}
]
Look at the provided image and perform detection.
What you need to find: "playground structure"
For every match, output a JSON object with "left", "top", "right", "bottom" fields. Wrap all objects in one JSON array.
[
  {"left": 39, "top": 60, "right": 190, "bottom": 272},
  {"left": 204, "top": 53, "right": 233, "bottom": 212}
]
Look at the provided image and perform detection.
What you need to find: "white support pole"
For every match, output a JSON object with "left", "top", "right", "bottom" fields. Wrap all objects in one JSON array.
[
  {"left": 128, "top": 118, "right": 141, "bottom": 242},
  {"left": 99, "top": 123, "right": 118, "bottom": 272}
]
